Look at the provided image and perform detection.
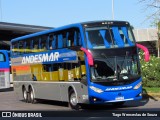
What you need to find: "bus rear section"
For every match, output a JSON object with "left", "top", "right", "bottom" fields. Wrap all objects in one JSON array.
[{"left": 0, "top": 50, "right": 10, "bottom": 89}]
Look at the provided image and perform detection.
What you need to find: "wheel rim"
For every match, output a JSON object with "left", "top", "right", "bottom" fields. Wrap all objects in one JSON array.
[{"left": 70, "top": 93, "right": 77, "bottom": 106}]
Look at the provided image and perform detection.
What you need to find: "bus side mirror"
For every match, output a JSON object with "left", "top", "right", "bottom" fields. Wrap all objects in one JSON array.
[
  {"left": 136, "top": 43, "right": 150, "bottom": 62},
  {"left": 80, "top": 47, "right": 94, "bottom": 66}
]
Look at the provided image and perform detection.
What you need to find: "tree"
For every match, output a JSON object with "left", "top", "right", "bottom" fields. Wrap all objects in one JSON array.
[{"left": 139, "top": 0, "right": 160, "bottom": 26}]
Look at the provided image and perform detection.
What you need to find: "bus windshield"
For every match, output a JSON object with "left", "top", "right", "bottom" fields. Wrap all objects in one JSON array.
[
  {"left": 85, "top": 25, "right": 135, "bottom": 49},
  {"left": 90, "top": 54, "right": 140, "bottom": 82}
]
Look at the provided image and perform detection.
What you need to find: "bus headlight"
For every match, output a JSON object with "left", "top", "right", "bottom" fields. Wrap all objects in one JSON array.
[
  {"left": 90, "top": 86, "right": 103, "bottom": 93},
  {"left": 134, "top": 82, "right": 142, "bottom": 89}
]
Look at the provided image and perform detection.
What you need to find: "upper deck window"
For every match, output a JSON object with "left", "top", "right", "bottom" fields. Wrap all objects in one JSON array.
[
  {"left": 85, "top": 24, "right": 135, "bottom": 49},
  {"left": 12, "top": 42, "right": 19, "bottom": 56}
]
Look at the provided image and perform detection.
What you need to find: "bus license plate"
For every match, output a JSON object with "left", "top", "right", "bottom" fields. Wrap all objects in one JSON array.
[{"left": 115, "top": 96, "right": 124, "bottom": 100}]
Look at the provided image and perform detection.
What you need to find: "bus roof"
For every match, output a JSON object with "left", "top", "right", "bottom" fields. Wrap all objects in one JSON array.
[
  {"left": 0, "top": 50, "right": 9, "bottom": 53},
  {"left": 11, "top": 20, "right": 130, "bottom": 43},
  {"left": 82, "top": 20, "right": 130, "bottom": 27},
  {"left": 11, "top": 23, "right": 82, "bottom": 42}
]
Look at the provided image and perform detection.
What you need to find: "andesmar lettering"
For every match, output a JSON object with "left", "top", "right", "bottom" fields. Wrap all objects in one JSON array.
[
  {"left": 22, "top": 52, "right": 59, "bottom": 64},
  {"left": 105, "top": 86, "right": 132, "bottom": 91}
]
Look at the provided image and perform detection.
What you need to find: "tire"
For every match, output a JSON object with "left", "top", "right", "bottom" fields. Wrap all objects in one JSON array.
[
  {"left": 22, "top": 87, "right": 28, "bottom": 102},
  {"left": 28, "top": 87, "right": 36, "bottom": 104},
  {"left": 69, "top": 89, "right": 80, "bottom": 110}
]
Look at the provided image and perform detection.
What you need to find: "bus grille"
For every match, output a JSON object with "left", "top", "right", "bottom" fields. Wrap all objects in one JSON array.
[{"left": 0, "top": 70, "right": 5, "bottom": 87}]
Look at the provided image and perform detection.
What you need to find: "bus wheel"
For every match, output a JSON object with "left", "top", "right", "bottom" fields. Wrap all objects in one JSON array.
[
  {"left": 69, "top": 89, "right": 80, "bottom": 110},
  {"left": 29, "top": 87, "right": 36, "bottom": 104},
  {"left": 22, "top": 87, "right": 28, "bottom": 102}
]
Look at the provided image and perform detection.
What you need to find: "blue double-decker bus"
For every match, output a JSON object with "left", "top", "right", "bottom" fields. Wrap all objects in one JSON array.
[{"left": 11, "top": 21, "right": 149, "bottom": 109}]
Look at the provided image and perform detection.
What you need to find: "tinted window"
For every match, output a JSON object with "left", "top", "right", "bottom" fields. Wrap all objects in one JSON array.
[
  {"left": 67, "top": 28, "right": 82, "bottom": 47},
  {"left": 33, "top": 37, "right": 40, "bottom": 49},
  {"left": 85, "top": 25, "right": 135, "bottom": 49},
  {"left": 12, "top": 42, "right": 19, "bottom": 56},
  {"left": 40, "top": 35, "right": 48, "bottom": 50},
  {"left": 19, "top": 41, "right": 25, "bottom": 54}
]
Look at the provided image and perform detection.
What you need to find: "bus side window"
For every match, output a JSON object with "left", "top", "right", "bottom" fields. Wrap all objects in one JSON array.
[
  {"left": 52, "top": 63, "right": 59, "bottom": 81},
  {"left": 48, "top": 34, "right": 58, "bottom": 50},
  {"left": 67, "top": 63, "right": 74, "bottom": 81},
  {"left": 77, "top": 32, "right": 82, "bottom": 46},
  {"left": 40, "top": 35, "right": 47, "bottom": 50},
  {"left": 66, "top": 32, "right": 70, "bottom": 47},
  {"left": 74, "top": 31, "right": 77, "bottom": 46},
  {"left": 67, "top": 28, "right": 81, "bottom": 47},
  {"left": 12, "top": 42, "right": 18, "bottom": 56},
  {"left": 19, "top": 41, "right": 25, "bottom": 55},
  {"left": 52, "top": 35, "right": 56, "bottom": 49},
  {"left": 58, "top": 34, "right": 63, "bottom": 49},
  {"left": 74, "top": 30, "right": 82, "bottom": 46},
  {"left": 25, "top": 39, "right": 32, "bottom": 53},
  {"left": 80, "top": 61, "right": 86, "bottom": 79},
  {"left": 30, "top": 39, "right": 34, "bottom": 49},
  {"left": 33, "top": 37, "right": 40, "bottom": 52},
  {"left": 72, "top": 63, "right": 81, "bottom": 80},
  {"left": 49, "top": 35, "right": 54, "bottom": 50},
  {"left": 63, "top": 33, "right": 67, "bottom": 48},
  {"left": 58, "top": 64, "right": 64, "bottom": 81},
  {"left": 68, "top": 30, "right": 74, "bottom": 47}
]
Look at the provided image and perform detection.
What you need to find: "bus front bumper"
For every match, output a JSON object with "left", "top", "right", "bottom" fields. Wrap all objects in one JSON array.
[{"left": 88, "top": 88, "right": 142, "bottom": 104}]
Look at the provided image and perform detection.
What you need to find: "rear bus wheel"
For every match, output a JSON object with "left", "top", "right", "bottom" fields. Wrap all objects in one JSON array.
[
  {"left": 29, "top": 88, "right": 36, "bottom": 103},
  {"left": 22, "top": 87, "right": 28, "bottom": 102}
]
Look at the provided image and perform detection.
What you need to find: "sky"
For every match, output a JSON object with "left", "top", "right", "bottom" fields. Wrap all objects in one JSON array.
[{"left": 0, "top": 0, "right": 156, "bottom": 28}]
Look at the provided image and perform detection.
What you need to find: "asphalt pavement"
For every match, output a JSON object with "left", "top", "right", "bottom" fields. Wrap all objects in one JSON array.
[{"left": 0, "top": 88, "right": 160, "bottom": 111}]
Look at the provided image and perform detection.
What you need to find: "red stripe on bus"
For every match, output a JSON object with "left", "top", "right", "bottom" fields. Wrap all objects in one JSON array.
[{"left": 0, "top": 68, "right": 10, "bottom": 72}]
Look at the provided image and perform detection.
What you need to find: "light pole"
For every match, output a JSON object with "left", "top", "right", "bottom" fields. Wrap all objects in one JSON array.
[
  {"left": 0, "top": 0, "right": 2, "bottom": 21},
  {"left": 112, "top": 0, "right": 114, "bottom": 20}
]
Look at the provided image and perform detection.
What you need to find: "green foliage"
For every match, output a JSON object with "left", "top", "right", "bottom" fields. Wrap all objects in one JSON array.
[
  {"left": 143, "top": 87, "right": 160, "bottom": 93},
  {"left": 140, "top": 51, "right": 160, "bottom": 87}
]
